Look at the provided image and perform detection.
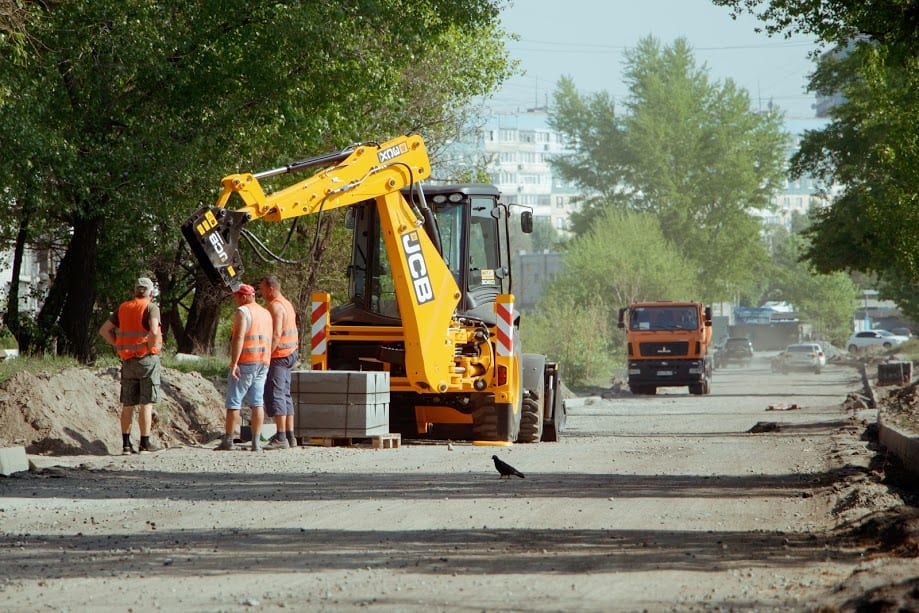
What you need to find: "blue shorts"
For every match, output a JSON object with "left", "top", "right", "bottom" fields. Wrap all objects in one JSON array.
[
  {"left": 225, "top": 362, "right": 269, "bottom": 410},
  {"left": 264, "top": 350, "right": 298, "bottom": 417}
]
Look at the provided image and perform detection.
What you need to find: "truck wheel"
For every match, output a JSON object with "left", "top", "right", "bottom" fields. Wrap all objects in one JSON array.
[
  {"left": 689, "top": 383, "right": 703, "bottom": 395},
  {"left": 472, "top": 400, "right": 518, "bottom": 442},
  {"left": 517, "top": 395, "right": 543, "bottom": 443},
  {"left": 518, "top": 354, "right": 546, "bottom": 444}
]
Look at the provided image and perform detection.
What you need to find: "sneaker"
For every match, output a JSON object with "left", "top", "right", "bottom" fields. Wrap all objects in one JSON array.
[
  {"left": 265, "top": 435, "right": 289, "bottom": 450},
  {"left": 287, "top": 435, "right": 298, "bottom": 448},
  {"left": 122, "top": 445, "right": 137, "bottom": 455},
  {"left": 250, "top": 443, "right": 263, "bottom": 452},
  {"left": 139, "top": 439, "right": 162, "bottom": 453},
  {"left": 215, "top": 437, "right": 234, "bottom": 451}
]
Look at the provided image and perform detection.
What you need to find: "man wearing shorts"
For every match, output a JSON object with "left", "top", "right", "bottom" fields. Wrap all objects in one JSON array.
[
  {"left": 260, "top": 275, "right": 300, "bottom": 450},
  {"left": 216, "top": 284, "right": 272, "bottom": 452},
  {"left": 98, "top": 277, "right": 163, "bottom": 455}
]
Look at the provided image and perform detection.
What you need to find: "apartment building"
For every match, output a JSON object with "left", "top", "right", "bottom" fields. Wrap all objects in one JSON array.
[{"left": 476, "top": 109, "right": 580, "bottom": 235}]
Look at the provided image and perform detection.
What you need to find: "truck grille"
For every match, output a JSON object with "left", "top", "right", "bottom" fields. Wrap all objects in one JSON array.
[{"left": 639, "top": 341, "right": 690, "bottom": 357}]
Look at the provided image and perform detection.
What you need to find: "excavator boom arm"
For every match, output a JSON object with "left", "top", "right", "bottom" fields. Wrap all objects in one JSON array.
[{"left": 181, "top": 134, "right": 461, "bottom": 392}]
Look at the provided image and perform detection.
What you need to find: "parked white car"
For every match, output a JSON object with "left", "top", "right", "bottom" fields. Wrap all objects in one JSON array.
[
  {"left": 771, "top": 343, "right": 826, "bottom": 374},
  {"left": 846, "top": 329, "right": 910, "bottom": 353}
]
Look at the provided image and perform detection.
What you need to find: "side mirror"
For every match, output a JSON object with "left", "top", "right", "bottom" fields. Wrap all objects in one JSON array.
[
  {"left": 521, "top": 210, "right": 533, "bottom": 234},
  {"left": 617, "top": 307, "right": 627, "bottom": 329}
]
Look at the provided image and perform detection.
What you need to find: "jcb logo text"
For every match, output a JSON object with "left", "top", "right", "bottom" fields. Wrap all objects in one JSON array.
[{"left": 401, "top": 232, "right": 434, "bottom": 305}]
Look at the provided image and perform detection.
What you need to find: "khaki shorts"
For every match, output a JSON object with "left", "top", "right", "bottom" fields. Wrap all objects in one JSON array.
[{"left": 120, "top": 354, "right": 161, "bottom": 405}]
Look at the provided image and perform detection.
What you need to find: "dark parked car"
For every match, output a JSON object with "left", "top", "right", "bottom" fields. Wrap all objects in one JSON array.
[{"left": 715, "top": 337, "right": 754, "bottom": 368}]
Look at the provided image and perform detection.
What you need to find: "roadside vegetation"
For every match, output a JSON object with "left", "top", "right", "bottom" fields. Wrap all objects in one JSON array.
[{"left": 521, "top": 35, "right": 858, "bottom": 387}]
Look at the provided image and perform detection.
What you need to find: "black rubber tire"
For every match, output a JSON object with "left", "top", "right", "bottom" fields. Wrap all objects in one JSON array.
[
  {"left": 518, "top": 354, "right": 546, "bottom": 444},
  {"left": 848, "top": 344, "right": 858, "bottom": 353},
  {"left": 517, "top": 395, "right": 543, "bottom": 443},
  {"left": 689, "top": 383, "right": 703, "bottom": 395}
]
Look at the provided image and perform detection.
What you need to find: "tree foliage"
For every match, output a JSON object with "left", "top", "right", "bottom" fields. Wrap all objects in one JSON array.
[
  {"left": 548, "top": 37, "right": 789, "bottom": 302},
  {"left": 713, "top": 0, "right": 919, "bottom": 314},
  {"left": 766, "top": 221, "right": 858, "bottom": 343},
  {"left": 0, "top": 0, "right": 514, "bottom": 360},
  {"left": 520, "top": 209, "right": 696, "bottom": 385}
]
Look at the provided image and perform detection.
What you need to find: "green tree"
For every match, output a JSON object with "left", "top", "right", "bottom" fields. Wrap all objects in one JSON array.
[
  {"left": 766, "top": 222, "right": 858, "bottom": 343},
  {"left": 712, "top": 1, "right": 919, "bottom": 311},
  {"left": 521, "top": 209, "right": 696, "bottom": 385},
  {"left": 549, "top": 37, "right": 789, "bottom": 302},
  {"left": 0, "top": 0, "right": 514, "bottom": 360}
]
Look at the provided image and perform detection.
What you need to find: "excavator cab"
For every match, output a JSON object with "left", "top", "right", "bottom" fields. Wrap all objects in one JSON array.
[{"left": 332, "top": 184, "right": 511, "bottom": 328}]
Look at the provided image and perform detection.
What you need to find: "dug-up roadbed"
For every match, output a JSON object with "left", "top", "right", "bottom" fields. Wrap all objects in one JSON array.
[{"left": 2, "top": 361, "right": 919, "bottom": 611}]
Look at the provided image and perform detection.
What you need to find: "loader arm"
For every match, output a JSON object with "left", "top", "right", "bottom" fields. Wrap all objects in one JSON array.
[{"left": 182, "top": 134, "right": 462, "bottom": 392}]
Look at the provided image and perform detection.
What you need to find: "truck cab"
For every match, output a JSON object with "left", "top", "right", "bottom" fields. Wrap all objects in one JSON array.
[{"left": 618, "top": 302, "right": 713, "bottom": 395}]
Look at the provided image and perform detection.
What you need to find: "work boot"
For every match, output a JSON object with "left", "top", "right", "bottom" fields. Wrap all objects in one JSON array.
[
  {"left": 265, "top": 434, "right": 289, "bottom": 450},
  {"left": 215, "top": 436, "right": 234, "bottom": 451},
  {"left": 139, "top": 438, "right": 162, "bottom": 453}
]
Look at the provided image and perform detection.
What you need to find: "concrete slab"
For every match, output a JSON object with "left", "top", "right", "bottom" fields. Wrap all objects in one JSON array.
[{"left": 0, "top": 446, "right": 29, "bottom": 476}]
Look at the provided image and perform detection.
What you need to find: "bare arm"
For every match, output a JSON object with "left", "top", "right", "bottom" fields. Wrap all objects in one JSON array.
[
  {"left": 267, "top": 301, "right": 284, "bottom": 354},
  {"left": 98, "top": 319, "right": 116, "bottom": 346},
  {"left": 228, "top": 307, "right": 247, "bottom": 379},
  {"left": 147, "top": 314, "right": 162, "bottom": 352}
]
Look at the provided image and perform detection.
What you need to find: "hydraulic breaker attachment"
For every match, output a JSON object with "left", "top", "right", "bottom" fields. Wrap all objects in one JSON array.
[{"left": 180, "top": 206, "right": 250, "bottom": 291}]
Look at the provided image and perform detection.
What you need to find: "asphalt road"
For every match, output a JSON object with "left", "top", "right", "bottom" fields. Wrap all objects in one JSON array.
[{"left": 0, "top": 353, "right": 892, "bottom": 611}]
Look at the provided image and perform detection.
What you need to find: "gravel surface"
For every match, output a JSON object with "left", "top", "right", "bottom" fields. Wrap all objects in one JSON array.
[{"left": 2, "top": 354, "right": 919, "bottom": 611}]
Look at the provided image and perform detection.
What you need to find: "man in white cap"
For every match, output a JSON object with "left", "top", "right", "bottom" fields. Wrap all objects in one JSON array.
[
  {"left": 216, "top": 283, "right": 272, "bottom": 452},
  {"left": 99, "top": 276, "right": 163, "bottom": 454}
]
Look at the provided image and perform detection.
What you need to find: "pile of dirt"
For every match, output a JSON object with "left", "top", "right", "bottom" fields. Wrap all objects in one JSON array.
[
  {"left": 879, "top": 380, "right": 919, "bottom": 431},
  {"left": 0, "top": 366, "right": 226, "bottom": 455}
]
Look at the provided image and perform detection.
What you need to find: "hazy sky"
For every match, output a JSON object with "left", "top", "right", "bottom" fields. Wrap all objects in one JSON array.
[{"left": 492, "top": 0, "right": 821, "bottom": 118}]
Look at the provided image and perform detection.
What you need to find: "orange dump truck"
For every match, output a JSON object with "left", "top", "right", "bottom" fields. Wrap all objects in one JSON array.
[{"left": 617, "top": 301, "right": 713, "bottom": 395}]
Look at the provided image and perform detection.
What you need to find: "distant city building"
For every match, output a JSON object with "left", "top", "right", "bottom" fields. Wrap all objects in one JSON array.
[
  {"left": 752, "top": 118, "right": 841, "bottom": 231},
  {"left": 463, "top": 108, "right": 581, "bottom": 235},
  {"left": 0, "top": 247, "right": 54, "bottom": 317},
  {"left": 448, "top": 109, "right": 842, "bottom": 309}
]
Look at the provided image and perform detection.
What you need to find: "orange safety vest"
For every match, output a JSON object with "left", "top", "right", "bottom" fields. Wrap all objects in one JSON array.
[
  {"left": 115, "top": 297, "right": 161, "bottom": 360},
  {"left": 235, "top": 303, "right": 272, "bottom": 365},
  {"left": 270, "top": 295, "right": 299, "bottom": 359}
]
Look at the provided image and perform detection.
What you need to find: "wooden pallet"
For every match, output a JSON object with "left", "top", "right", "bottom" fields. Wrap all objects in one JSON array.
[{"left": 307, "top": 433, "right": 401, "bottom": 449}]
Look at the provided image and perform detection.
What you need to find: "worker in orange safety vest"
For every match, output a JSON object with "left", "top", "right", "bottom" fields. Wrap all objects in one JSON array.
[{"left": 99, "top": 276, "right": 163, "bottom": 455}]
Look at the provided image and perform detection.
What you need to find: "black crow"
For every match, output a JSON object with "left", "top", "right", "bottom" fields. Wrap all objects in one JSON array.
[{"left": 492, "top": 455, "right": 525, "bottom": 479}]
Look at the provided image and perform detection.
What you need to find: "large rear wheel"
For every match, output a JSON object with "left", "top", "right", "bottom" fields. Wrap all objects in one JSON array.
[
  {"left": 517, "top": 354, "right": 547, "bottom": 444},
  {"left": 472, "top": 399, "right": 518, "bottom": 442}
]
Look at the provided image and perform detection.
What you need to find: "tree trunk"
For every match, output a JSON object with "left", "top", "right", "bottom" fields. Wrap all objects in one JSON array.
[
  {"left": 32, "top": 217, "right": 100, "bottom": 361},
  {"left": 5, "top": 209, "right": 33, "bottom": 352},
  {"left": 181, "top": 269, "right": 226, "bottom": 355}
]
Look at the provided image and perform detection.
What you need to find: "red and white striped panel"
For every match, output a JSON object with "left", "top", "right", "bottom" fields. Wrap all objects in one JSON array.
[
  {"left": 495, "top": 296, "right": 514, "bottom": 357},
  {"left": 311, "top": 297, "right": 329, "bottom": 357}
]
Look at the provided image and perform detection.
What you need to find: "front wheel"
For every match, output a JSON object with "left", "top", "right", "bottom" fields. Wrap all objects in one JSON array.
[
  {"left": 517, "top": 396, "right": 543, "bottom": 443},
  {"left": 848, "top": 344, "right": 859, "bottom": 353}
]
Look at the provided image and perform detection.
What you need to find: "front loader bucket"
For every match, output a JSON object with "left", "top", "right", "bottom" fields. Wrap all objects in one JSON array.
[{"left": 180, "top": 206, "right": 250, "bottom": 292}]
